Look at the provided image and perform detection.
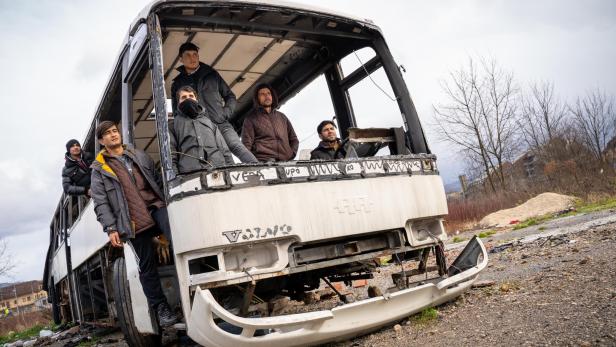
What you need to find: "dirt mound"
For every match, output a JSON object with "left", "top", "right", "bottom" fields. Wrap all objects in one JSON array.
[{"left": 479, "top": 192, "right": 576, "bottom": 227}]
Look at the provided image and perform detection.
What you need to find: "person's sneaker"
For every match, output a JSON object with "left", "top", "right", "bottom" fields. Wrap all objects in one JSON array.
[{"left": 156, "top": 302, "right": 179, "bottom": 327}]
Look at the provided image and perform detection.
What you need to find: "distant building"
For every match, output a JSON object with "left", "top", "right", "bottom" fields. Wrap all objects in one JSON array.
[{"left": 0, "top": 280, "right": 49, "bottom": 314}]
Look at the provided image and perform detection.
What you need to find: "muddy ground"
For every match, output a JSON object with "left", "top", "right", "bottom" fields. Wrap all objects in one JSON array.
[{"left": 25, "top": 209, "right": 616, "bottom": 347}]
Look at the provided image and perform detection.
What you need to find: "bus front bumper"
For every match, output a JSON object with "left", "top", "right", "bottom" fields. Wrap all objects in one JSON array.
[{"left": 187, "top": 237, "right": 488, "bottom": 347}]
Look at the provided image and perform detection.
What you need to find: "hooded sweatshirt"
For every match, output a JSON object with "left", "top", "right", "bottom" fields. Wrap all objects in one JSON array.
[{"left": 241, "top": 84, "right": 299, "bottom": 161}]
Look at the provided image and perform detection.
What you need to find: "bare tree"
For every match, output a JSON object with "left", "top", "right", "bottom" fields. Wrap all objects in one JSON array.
[
  {"left": 569, "top": 89, "right": 615, "bottom": 161},
  {"left": 433, "top": 57, "right": 519, "bottom": 192},
  {"left": 0, "top": 238, "right": 15, "bottom": 278},
  {"left": 474, "top": 58, "right": 520, "bottom": 188},
  {"left": 518, "top": 81, "right": 567, "bottom": 150}
]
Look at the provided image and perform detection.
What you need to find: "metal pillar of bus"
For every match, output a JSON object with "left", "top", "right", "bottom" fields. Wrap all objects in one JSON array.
[
  {"left": 147, "top": 13, "right": 175, "bottom": 190},
  {"left": 372, "top": 37, "right": 429, "bottom": 154}
]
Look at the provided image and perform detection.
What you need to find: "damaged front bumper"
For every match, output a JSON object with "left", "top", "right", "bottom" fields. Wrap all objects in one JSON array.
[{"left": 187, "top": 237, "right": 488, "bottom": 347}]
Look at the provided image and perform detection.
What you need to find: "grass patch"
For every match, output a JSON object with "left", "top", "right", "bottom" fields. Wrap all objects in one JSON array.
[
  {"left": 0, "top": 324, "right": 47, "bottom": 344},
  {"left": 576, "top": 196, "right": 616, "bottom": 213},
  {"left": 477, "top": 230, "right": 496, "bottom": 238},
  {"left": 78, "top": 336, "right": 100, "bottom": 347},
  {"left": 538, "top": 226, "right": 546, "bottom": 231},
  {"left": 513, "top": 218, "right": 537, "bottom": 230},
  {"left": 411, "top": 307, "right": 438, "bottom": 324},
  {"left": 451, "top": 236, "right": 466, "bottom": 243}
]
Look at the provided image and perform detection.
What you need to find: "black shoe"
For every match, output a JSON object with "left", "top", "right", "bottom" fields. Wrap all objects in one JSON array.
[{"left": 156, "top": 302, "right": 179, "bottom": 327}]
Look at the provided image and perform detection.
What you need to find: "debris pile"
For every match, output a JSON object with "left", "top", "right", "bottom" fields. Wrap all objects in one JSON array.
[{"left": 479, "top": 192, "right": 576, "bottom": 228}]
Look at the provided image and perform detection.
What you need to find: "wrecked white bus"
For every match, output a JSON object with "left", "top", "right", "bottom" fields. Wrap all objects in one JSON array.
[{"left": 43, "top": 1, "right": 488, "bottom": 346}]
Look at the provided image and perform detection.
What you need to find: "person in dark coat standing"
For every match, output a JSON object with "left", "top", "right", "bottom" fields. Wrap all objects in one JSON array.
[
  {"left": 169, "top": 86, "right": 234, "bottom": 174},
  {"left": 310, "top": 120, "right": 347, "bottom": 160},
  {"left": 90, "top": 121, "right": 179, "bottom": 327},
  {"left": 170, "top": 42, "right": 257, "bottom": 164},
  {"left": 62, "top": 139, "right": 93, "bottom": 196},
  {"left": 241, "top": 83, "right": 299, "bottom": 162}
]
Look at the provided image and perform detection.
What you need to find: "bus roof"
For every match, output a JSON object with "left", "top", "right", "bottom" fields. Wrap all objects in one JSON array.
[{"left": 130, "top": 0, "right": 380, "bottom": 36}]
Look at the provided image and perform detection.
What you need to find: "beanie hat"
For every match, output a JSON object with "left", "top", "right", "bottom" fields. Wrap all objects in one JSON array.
[{"left": 66, "top": 139, "right": 80, "bottom": 152}]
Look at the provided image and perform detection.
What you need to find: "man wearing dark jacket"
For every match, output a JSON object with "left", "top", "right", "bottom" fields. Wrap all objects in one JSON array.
[
  {"left": 241, "top": 83, "right": 299, "bottom": 162},
  {"left": 310, "top": 120, "right": 347, "bottom": 160},
  {"left": 170, "top": 86, "right": 234, "bottom": 174},
  {"left": 170, "top": 42, "right": 257, "bottom": 164},
  {"left": 90, "top": 121, "right": 179, "bottom": 327},
  {"left": 62, "top": 139, "right": 93, "bottom": 196}
]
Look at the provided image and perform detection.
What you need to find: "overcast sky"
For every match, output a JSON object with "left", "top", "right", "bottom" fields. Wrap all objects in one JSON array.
[{"left": 0, "top": 0, "right": 614, "bottom": 283}]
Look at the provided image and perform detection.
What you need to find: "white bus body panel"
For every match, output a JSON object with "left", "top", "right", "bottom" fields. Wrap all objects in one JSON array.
[
  {"left": 167, "top": 174, "right": 449, "bottom": 335},
  {"left": 69, "top": 202, "right": 109, "bottom": 270},
  {"left": 168, "top": 174, "right": 448, "bottom": 254},
  {"left": 125, "top": 243, "right": 158, "bottom": 334},
  {"left": 51, "top": 244, "right": 68, "bottom": 286}
]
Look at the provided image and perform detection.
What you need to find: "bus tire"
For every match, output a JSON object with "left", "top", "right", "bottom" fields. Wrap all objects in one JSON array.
[{"left": 112, "top": 257, "right": 161, "bottom": 347}]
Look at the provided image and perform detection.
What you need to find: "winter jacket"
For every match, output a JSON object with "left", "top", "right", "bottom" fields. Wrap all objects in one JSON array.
[
  {"left": 171, "top": 62, "right": 257, "bottom": 163},
  {"left": 171, "top": 62, "right": 236, "bottom": 122},
  {"left": 310, "top": 139, "right": 346, "bottom": 160},
  {"left": 169, "top": 104, "right": 234, "bottom": 174},
  {"left": 241, "top": 84, "right": 299, "bottom": 161},
  {"left": 90, "top": 146, "right": 164, "bottom": 240},
  {"left": 62, "top": 152, "right": 93, "bottom": 195}
]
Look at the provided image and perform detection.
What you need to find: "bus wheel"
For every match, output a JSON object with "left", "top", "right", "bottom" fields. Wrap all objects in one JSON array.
[{"left": 112, "top": 257, "right": 162, "bottom": 347}]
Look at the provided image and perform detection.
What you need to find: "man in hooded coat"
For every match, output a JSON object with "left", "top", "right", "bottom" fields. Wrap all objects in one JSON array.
[{"left": 241, "top": 83, "right": 299, "bottom": 162}]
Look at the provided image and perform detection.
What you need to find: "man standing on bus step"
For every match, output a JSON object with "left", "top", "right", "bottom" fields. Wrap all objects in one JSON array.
[
  {"left": 90, "top": 121, "right": 180, "bottom": 327},
  {"left": 170, "top": 42, "right": 257, "bottom": 164},
  {"left": 170, "top": 85, "right": 235, "bottom": 174},
  {"left": 242, "top": 83, "right": 299, "bottom": 162},
  {"left": 62, "top": 139, "right": 93, "bottom": 196}
]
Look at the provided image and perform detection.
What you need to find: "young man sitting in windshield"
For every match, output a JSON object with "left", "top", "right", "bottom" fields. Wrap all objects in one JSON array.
[{"left": 169, "top": 86, "right": 235, "bottom": 174}]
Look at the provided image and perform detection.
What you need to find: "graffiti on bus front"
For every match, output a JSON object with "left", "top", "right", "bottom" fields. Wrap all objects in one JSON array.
[{"left": 222, "top": 224, "right": 293, "bottom": 243}]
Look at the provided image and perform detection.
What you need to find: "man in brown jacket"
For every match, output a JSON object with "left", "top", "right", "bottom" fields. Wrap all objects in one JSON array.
[
  {"left": 241, "top": 83, "right": 299, "bottom": 161},
  {"left": 90, "top": 121, "right": 179, "bottom": 327}
]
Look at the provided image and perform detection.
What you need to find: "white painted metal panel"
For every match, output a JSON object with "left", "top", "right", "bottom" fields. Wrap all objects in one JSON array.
[
  {"left": 214, "top": 35, "right": 274, "bottom": 72},
  {"left": 125, "top": 243, "right": 157, "bottom": 334},
  {"left": 232, "top": 71, "right": 262, "bottom": 98},
  {"left": 168, "top": 175, "right": 447, "bottom": 254},
  {"left": 51, "top": 244, "right": 68, "bottom": 285},
  {"left": 251, "top": 39, "right": 295, "bottom": 73},
  {"left": 69, "top": 202, "right": 110, "bottom": 270}
]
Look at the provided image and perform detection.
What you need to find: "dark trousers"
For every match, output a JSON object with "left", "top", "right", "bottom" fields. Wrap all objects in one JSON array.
[{"left": 129, "top": 207, "right": 172, "bottom": 309}]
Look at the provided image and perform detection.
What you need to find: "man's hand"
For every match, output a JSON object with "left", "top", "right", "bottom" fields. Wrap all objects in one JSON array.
[
  {"left": 86, "top": 188, "right": 91, "bottom": 197},
  {"left": 108, "top": 231, "right": 123, "bottom": 248},
  {"left": 153, "top": 235, "right": 171, "bottom": 264}
]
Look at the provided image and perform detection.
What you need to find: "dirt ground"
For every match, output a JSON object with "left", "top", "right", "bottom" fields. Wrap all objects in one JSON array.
[
  {"left": 329, "top": 211, "right": 616, "bottom": 347},
  {"left": 26, "top": 209, "right": 616, "bottom": 347}
]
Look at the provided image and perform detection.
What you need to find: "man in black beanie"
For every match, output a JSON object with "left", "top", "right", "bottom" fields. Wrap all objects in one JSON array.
[{"left": 62, "top": 139, "right": 93, "bottom": 196}]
